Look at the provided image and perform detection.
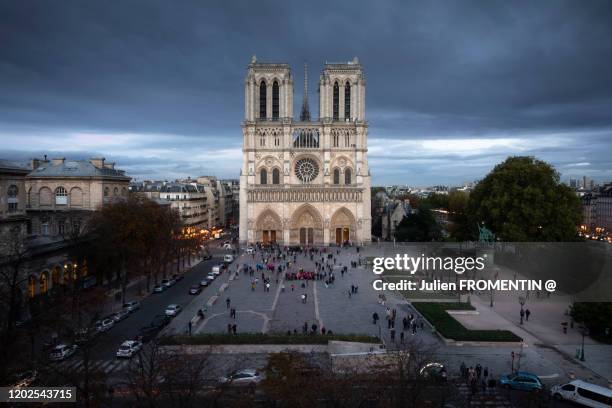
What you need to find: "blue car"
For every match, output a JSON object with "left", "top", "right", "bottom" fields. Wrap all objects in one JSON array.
[{"left": 499, "top": 372, "right": 543, "bottom": 391}]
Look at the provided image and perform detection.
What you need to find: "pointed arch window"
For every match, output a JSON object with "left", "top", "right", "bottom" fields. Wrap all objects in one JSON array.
[
  {"left": 272, "top": 81, "right": 279, "bottom": 119},
  {"left": 344, "top": 168, "right": 352, "bottom": 185},
  {"left": 272, "top": 168, "right": 280, "bottom": 184},
  {"left": 260, "top": 168, "right": 267, "bottom": 185},
  {"left": 344, "top": 81, "right": 351, "bottom": 120},
  {"left": 333, "top": 82, "right": 339, "bottom": 120},
  {"left": 333, "top": 168, "right": 340, "bottom": 185},
  {"left": 259, "top": 81, "right": 267, "bottom": 119}
]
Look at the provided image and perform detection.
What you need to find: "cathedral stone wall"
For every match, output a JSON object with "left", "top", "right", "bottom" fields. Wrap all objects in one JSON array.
[{"left": 240, "top": 57, "right": 371, "bottom": 246}]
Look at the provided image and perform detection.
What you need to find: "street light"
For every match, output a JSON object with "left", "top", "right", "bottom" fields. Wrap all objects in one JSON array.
[
  {"left": 519, "top": 296, "right": 526, "bottom": 325},
  {"left": 579, "top": 325, "right": 589, "bottom": 361}
]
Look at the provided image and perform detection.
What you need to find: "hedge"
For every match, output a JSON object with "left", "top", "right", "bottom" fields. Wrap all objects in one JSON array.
[
  {"left": 412, "top": 302, "right": 522, "bottom": 342},
  {"left": 159, "top": 333, "right": 380, "bottom": 345}
]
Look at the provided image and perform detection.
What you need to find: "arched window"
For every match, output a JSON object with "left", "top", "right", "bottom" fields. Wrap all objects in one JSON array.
[
  {"left": 7, "top": 184, "right": 18, "bottom": 212},
  {"left": 333, "top": 168, "right": 340, "bottom": 185},
  {"left": 28, "top": 276, "right": 36, "bottom": 298},
  {"left": 113, "top": 187, "right": 118, "bottom": 196},
  {"left": 260, "top": 168, "right": 267, "bottom": 185},
  {"left": 344, "top": 168, "right": 352, "bottom": 185},
  {"left": 259, "top": 81, "right": 267, "bottom": 119},
  {"left": 55, "top": 186, "right": 68, "bottom": 205},
  {"left": 272, "top": 168, "right": 280, "bottom": 184},
  {"left": 51, "top": 266, "right": 61, "bottom": 287},
  {"left": 272, "top": 81, "right": 279, "bottom": 119},
  {"left": 333, "top": 82, "right": 339, "bottom": 120},
  {"left": 104, "top": 187, "right": 109, "bottom": 197},
  {"left": 40, "top": 272, "right": 48, "bottom": 295},
  {"left": 344, "top": 81, "right": 351, "bottom": 120}
]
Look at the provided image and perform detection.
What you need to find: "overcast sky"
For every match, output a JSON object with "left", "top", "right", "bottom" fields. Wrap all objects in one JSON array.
[{"left": 1, "top": 0, "right": 611, "bottom": 186}]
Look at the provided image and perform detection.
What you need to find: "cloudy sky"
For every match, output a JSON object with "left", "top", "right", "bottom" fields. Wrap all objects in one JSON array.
[{"left": 1, "top": 0, "right": 611, "bottom": 186}]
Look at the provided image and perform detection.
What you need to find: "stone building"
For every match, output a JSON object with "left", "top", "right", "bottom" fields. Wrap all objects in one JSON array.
[
  {"left": 159, "top": 182, "right": 208, "bottom": 229},
  {"left": 0, "top": 161, "right": 29, "bottom": 256},
  {"left": 381, "top": 200, "right": 412, "bottom": 240},
  {"left": 239, "top": 56, "right": 371, "bottom": 245}
]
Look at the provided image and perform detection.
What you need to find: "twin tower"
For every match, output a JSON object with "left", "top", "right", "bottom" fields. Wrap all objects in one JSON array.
[{"left": 239, "top": 56, "right": 371, "bottom": 246}]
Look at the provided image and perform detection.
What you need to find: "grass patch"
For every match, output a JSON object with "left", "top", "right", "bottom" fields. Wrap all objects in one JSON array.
[
  {"left": 413, "top": 302, "right": 521, "bottom": 342},
  {"left": 159, "top": 333, "right": 380, "bottom": 345}
]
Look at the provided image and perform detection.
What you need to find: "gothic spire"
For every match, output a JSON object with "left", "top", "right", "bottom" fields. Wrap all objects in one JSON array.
[{"left": 300, "top": 62, "right": 311, "bottom": 121}]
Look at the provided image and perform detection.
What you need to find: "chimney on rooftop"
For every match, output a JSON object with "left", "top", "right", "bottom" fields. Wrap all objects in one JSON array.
[
  {"left": 104, "top": 162, "right": 115, "bottom": 170},
  {"left": 90, "top": 157, "right": 105, "bottom": 168},
  {"left": 51, "top": 158, "right": 65, "bottom": 166}
]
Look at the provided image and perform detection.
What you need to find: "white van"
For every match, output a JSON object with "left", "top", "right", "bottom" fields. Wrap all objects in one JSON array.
[
  {"left": 223, "top": 254, "right": 234, "bottom": 264},
  {"left": 551, "top": 380, "right": 612, "bottom": 407},
  {"left": 211, "top": 265, "right": 222, "bottom": 275}
]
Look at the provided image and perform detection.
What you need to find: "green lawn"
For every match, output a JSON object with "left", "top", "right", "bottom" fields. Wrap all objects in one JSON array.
[{"left": 412, "top": 302, "right": 522, "bottom": 342}]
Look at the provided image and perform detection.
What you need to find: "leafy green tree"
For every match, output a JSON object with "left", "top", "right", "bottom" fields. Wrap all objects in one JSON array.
[
  {"left": 394, "top": 205, "right": 442, "bottom": 242},
  {"left": 467, "top": 156, "right": 581, "bottom": 241},
  {"left": 571, "top": 303, "right": 612, "bottom": 343}
]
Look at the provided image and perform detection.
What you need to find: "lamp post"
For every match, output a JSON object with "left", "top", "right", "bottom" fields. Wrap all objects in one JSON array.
[
  {"left": 519, "top": 296, "right": 526, "bottom": 325},
  {"left": 579, "top": 325, "right": 589, "bottom": 361}
]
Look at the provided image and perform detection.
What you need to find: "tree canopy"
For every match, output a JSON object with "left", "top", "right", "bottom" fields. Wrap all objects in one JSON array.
[{"left": 466, "top": 156, "right": 581, "bottom": 241}]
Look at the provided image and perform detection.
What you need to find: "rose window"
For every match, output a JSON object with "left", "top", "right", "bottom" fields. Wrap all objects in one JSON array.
[{"left": 294, "top": 158, "right": 319, "bottom": 182}]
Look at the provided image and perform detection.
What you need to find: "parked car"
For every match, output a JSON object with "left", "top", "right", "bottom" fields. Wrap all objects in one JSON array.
[
  {"left": 112, "top": 309, "right": 131, "bottom": 322},
  {"left": 499, "top": 372, "right": 543, "bottom": 391},
  {"left": 202, "top": 252, "right": 212, "bottom": 260},
  {"left": 95, "top": 318, "right": 115, "bottom": 333},
  {"left": 206, "top": 273, "right": 216, "bottom": 281},
  {"left": 223, "top": 243, "right": 234, "bottom": 250},
  {"left": 153, "top": 284, "right": 166, "bottom": 293},
  {"left": 189, "top": 286, "right": 202, "bottom": 295},
  {"left": 123, "top": 301, "right": 141, "bottom": 312},
  {"left": 165, "top": 304, "right": 182, "bottom": 317},
  {"left": 200, "top": 279, "right": 209, "bottom": 287},
  {"left": 161, "top": 278, "right": 176, "bottom": 288},
  {"left": 246, "top": 247, "right": 254, "bottom": 254},
  {"left": 212, "top": 265, "right": 222, "bottom": 275},
  {"left": 172, "top": 273, "right": 183, "bottom": 281},
  {"left": 218, "top": 369, "right": 264, "bottom": 387},
  {"left": 50, "top": 344, "right": 78, "bottom": 361},
  {"left": 11, "top": 370, "right": 37, "bottom": 388},
  {"left": 551, "top": 380, "right": 612, "bottom": 407},
  {"left": 137, "top": 326, "right": 159, "bottom": 343},
  {"left": 223, "top": 254, "right": 234, "bottom": 264},
  {"left": 116, "top": 340, "right": 143, "bottom": 358}
]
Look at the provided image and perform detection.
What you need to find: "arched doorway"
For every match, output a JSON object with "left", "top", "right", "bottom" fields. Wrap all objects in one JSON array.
[
  {"left": 330, "top": 208, "right": 356, "bottom": 245},
  {"left": 255, "top": 209, "right": 282, "bottom": 244},
  {"left": 28, "top": 275, "right": 36, "bottom": 298},
  {"left": 51, "top": 266, "right": 61, "bottom": 288},
  {"left": 290, "top": 204, "right": 323, "bottom": 245}
]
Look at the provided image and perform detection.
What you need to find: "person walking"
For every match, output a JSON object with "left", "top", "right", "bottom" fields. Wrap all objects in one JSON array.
[
  {"left": 226, "top": 298, "right": 231, "bottom": 309},
  {"left": 232, "top": 324, "right": 237, "bottom": 335},
  {"left": 525, "top": 309, "right": 531, "bottom": 321},
  {"left": 390, "top": 328, "right": 396, "bottom": 342},
  {"left": 400, "top": 331, "right": 404, "bottom": 344},
  {"left": 372, "top": 312, "right": 379, "bottom": 325}
]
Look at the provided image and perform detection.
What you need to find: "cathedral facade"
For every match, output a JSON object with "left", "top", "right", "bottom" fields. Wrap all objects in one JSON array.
[{"left": 239, "top": 56, "right": 371, "bottom": 246}]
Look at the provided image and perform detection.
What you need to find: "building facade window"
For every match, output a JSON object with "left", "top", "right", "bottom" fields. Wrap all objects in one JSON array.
[
  {"left": 104, "top": 187, "right": 109, "bottom": 197},
  {"left": 333, "top": 168, "right": 340, "bottom": 185},
  {"left": 55, "top": 187, "right": 68, "bottom": 205},
  {"left": 333, "top": 82, "right": 339, "bottom": 120},
  {"left": 272, "top": 81, "right": 279, "bottom": 119},
  {"left": 344, "top": 168, "right": 352, "bottom": 185},
  {"left": 272, "top": 168, "right": 280, "bottom": 184},
  {"left": 344, "top": 81, "right": 351, "bottom": 120},
  {"left": 260, "top": 169, "right": 267, "bottom": 185},
  {"left": 259, "top": 81, "right": 267, "bottom": 119}
]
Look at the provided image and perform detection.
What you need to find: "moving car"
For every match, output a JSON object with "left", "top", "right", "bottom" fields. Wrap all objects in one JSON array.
[
  {"left": 112, "top": 309, "right": 131, "bottom": 322},
  {"left": 95, "top": 318, "right": 115, "bottom": 333},
  {"left": 419, "top": 362, "right": 447, "bottom": 383},
  {"left": 165, "top": 304, "right": 182, "bottom": 317},
  {"left": 50, "top": 344, "right": 78, "bottom": 361},
  {"left": 200, "top": 279, "right": 209, "bottom": 287},
  {"left": 223, "top": 254, "right": 234, "bottom": 263},
  {"left": 116, "top": 340, "right": 143, "bottom": 358},
  {"left": 153, "top": 284, "right": 166, "bottom": 293},
  {"left": 218, "top": 369, "right": 264, "bottom": 387},
  {"left": 499, "top": 372, "right": 543, "bottom": 391},
  {"left": 551, "top": 380, "right": 612, "bottom": 407},
  {"left": 189, "top": 286, "right": 202, "bottom": 295},
  {"left": 123, "top": 301, "right": 141, "bottom": 312}
]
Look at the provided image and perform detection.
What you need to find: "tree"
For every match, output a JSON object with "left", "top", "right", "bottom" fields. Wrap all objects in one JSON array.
[
  {"left": 571, "top": 302, "right": 612, "bottom": 343},
  {"left": 467, "top": 156, "right": 581, "bottom": 241},
  {"left": 394, "top": 206, "right": 442, "bottom": 242}
]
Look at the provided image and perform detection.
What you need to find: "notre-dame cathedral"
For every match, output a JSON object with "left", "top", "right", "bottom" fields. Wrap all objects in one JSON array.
[{"left": 239, "top": 56, "right": 371, "bottom": 246}]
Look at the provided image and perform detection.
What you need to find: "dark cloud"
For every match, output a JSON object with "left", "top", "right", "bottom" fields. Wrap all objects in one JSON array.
[{"left": 0, "top": 0, "right": 611, "bottom": 184}]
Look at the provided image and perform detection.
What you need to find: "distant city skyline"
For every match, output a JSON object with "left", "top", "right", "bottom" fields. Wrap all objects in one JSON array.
[{"left": 1, "top": 1, "right": 611, "bottom": 185}]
